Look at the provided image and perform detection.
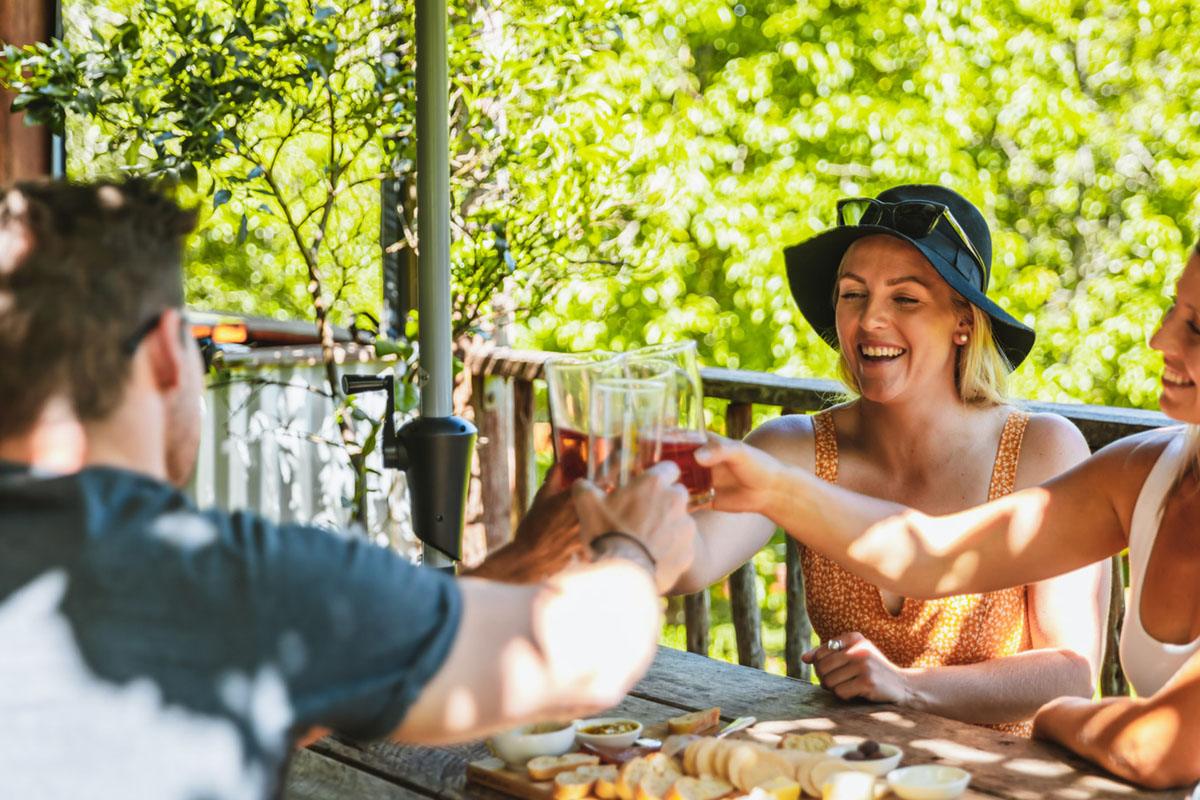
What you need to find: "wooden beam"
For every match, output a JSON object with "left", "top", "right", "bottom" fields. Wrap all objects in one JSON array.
[{"left": 0, "top": 0, "right": 55, "bottom": 184}]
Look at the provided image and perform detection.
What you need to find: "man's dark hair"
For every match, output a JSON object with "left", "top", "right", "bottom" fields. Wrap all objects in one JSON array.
[{"left": 0, "top": 179, "right": 197, "bottom": 439}]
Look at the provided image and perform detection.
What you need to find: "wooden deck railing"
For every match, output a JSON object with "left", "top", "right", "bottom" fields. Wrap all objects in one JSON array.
[{"left": 462, "top": 343, "right": 1171, "bottom": 695}]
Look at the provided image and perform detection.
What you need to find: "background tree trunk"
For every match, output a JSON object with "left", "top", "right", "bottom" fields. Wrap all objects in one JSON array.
[{"left": 1, "top": 0, "right": 54, "bottom": 184}]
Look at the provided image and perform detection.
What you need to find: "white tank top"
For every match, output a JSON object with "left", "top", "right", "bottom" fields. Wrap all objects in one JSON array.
[{"left": 1120, "top": 428, "right": 1200, "bottom": 697}]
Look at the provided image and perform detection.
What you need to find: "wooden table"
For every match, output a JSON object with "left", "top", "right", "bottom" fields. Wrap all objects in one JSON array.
[{"left": 282, "top": 645, "right": 1189, "bottom": 800}]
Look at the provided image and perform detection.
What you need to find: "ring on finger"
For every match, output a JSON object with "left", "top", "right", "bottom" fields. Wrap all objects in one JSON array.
[{"left": 826, "top": 638, "right": 843, "bottom": 652}]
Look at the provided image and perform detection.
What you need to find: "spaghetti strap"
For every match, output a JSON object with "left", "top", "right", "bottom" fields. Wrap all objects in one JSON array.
[
  {"left": 812, "top": 410, "right": 838, "bottom": 483},
  {"left": 987, "top": 411, "right": 1030, "bottom": 502}
]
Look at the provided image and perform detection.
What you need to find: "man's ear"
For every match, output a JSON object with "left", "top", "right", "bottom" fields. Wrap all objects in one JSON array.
[{"left": 145, "top": 308, "right": 187, "bottom": 392}]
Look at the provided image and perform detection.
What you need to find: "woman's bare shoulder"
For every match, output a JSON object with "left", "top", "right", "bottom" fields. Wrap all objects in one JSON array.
[
  {"left": 1013, "top": 411, "right": 1092, "bottom": 488},
  {"left": 745, "top": 411, "right": 819, "bottom": 470},
  {"left": 1017, "top": 410, "right": 1178, "bottom": 485}
]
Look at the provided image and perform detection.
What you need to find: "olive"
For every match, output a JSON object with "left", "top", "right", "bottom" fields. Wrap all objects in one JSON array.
[
  {"left": 842, "top": 750, "right": 865, "bottom": 761},
  {"left": 858, "top": 739, "right": 881, "bottom": 757}
]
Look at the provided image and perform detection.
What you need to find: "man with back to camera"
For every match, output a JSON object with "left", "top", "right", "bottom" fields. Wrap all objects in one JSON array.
[{"left": 0, "top": 179, "right": 697, "bottom": 798}]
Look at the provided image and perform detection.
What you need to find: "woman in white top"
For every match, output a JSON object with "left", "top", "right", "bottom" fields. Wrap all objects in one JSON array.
[{"left": 694, "top": 240, "right": 1200, "bottom": 789}]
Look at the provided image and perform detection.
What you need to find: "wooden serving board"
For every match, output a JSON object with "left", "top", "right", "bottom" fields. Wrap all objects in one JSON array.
[
  {"left": 466, "top": 719, "right": 997, "bottom": 800},
  {"left": 466, "top": 756, "right": 558, "bottom": 800},
  {"left": 467, "top": 721, "right": 677, "bottom": 800}
]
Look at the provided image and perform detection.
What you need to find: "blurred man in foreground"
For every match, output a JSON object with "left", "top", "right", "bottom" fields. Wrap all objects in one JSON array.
[{"left": 0, "top": 180, "right": 696, "bottom": 798}]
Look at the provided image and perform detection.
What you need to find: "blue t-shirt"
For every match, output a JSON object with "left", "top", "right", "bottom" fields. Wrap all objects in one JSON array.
[{"left": 0, "top": 462, "right": 461, "bottom": 799}]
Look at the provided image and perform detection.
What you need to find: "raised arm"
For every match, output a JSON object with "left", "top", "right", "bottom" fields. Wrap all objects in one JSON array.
[
  {"left": 694, "top": 428, "right": 1154, "bottom": 599},
  {"left": 392, "top": 462, "right": 695, "bottom": 744}
]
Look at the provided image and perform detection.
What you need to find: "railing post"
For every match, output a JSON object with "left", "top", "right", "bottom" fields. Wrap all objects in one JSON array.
[
  {"left": 511, "top": 377, "right": 537, "bottom": 527},
  {"left": 1101, "top": 552, "right": 1128, "bottom": 696},
  {"left": 781, "top": 406, "right": 814, "bottom": 681},
  {"left": 725, "top": 401, "right": 764, "bottom": 669},
  {"left": 471, "top": 371, "right": 512, "bottom": 552},
  {"left": 684, "top": 590, "right": 710, "bottom": 657}
]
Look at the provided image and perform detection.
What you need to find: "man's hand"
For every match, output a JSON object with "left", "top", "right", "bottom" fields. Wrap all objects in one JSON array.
[
  {"left": 694, "top": 433, "right": 788, "bottom": 515},
  {"left": 802, "top": 632, "right": 912, "bottom": 705},
  {"left": 465, "top": 465, "right": 584, "bottom": 582},
  {"left": 571, "top": 461, "right": 696, "bottom": 593}
]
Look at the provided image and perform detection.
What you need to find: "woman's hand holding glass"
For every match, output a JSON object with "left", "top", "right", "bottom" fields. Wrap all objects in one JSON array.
[{"left": 694, "top": 432, "right": 790, "bottom": 515}]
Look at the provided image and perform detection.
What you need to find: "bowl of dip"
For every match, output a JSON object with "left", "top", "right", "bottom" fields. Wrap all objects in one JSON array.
[
  {"left": 574, "top": 717, "right": 644, "bottom": 748},
  {"left": 488, "top": 721, "right": 576, "bottom": 766}
]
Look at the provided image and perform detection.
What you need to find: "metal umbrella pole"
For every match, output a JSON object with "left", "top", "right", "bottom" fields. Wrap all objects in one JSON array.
[{"left": 346, "top": 0, "right": 476, "bottom": 570}]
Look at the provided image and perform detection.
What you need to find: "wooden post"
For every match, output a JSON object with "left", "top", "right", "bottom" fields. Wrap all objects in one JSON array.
[
  {"left": 511, "top": 377, "right": 536, "bottom": 528},
  {"left": 0, "top": 0, "right": 55, "bottom": 184},
  {"left": 784, "top": 537, "right": 812, "bottom": 680},
  {"left": 684, "top": 590, "right": 710, "bottom": 657},
  {"left": 781, "top": 406, "right": 813, "bottom": 681},
  {"left": 1101, "top": 552, "right": 1129, "bottom": 696},
  {"left": 471, "top": 372, "right": 512, "bottom": 552},
  {"left": 725, "top": 401, "right": 764, "bottom": 669}
]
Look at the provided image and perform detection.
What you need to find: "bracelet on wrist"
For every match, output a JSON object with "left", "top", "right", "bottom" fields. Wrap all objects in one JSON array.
[{"left": 589, "top": 531, "right": 657, "bottom": 572}]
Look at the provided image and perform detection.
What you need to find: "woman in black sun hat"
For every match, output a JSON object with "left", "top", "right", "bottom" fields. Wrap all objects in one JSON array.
[{"left": 676, "top": 185, "right": 1109, "bottom": 735}]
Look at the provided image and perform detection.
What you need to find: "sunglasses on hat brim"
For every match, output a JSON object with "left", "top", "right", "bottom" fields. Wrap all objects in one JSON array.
[{"left": 836, "top": 197, "right": 987, "bottom": 279}]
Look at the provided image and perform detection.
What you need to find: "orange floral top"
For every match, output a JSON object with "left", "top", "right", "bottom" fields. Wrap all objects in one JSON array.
[{"left": 801, "top": 409, "right": 1034, "bottom": 736}]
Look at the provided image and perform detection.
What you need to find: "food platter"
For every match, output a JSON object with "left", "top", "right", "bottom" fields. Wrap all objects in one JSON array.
[{"left": 467, "top": 708, "right": 983, "bottom": 800}]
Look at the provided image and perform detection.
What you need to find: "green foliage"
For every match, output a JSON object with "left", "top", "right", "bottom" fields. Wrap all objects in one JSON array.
[{"left": 512, "top": 0, "right": 1200, "bottom": 410}]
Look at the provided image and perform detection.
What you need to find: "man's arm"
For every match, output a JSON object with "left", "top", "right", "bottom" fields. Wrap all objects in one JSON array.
[
  {"left": 391, "top": 462, "right": 695, "bottom": 744},
  {"left": 392, "top": 558, "right": 659, "bottom": 743},
  {"left": 464, "top": 467, "right": 583, "bottom": 583}
]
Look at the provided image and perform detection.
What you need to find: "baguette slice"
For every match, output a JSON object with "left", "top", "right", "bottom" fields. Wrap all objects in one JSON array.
[
  {"left": 592, "top": 764, "right": 621, "bottom": 799},
  {"left": 668, "top": 707, "right": 721, "bottom": 735},
  {"left": 682, "top": 738, "right": 710, "bottom": 777},
  {"left": 778, "top": 732, "right": 834, "bottom": 754},
  {"left": 666, "top": 776, "right": 735, "bottom": 800},
  {"left": 754, "top": 776, "right": 800, "bottom": 800},
  {"left": 528, "top": 753, "right": 601, "bottom": 781},
  {"left": 636, "top": 773, "right": 681, "bottom": 800},
  {"left": 553, "top": 768, "right": 598, "bottom": 800}
]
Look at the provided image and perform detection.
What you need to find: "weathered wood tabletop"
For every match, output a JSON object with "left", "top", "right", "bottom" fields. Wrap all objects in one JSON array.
[{"left": 282, "top": 645, "right": 1190, "bottom": 799}]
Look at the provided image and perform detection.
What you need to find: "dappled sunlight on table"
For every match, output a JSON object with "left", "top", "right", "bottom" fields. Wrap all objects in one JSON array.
[
  {"left": 751, "top": 717, "right": 837, "bottom": 735},
  {"left": 1004, "top": 757, "right": 1073, "bottom": 778},
  {"left": 867, "top": 710, "right": 918, "bottom": 729},
  {"left": 909, "top": 738, "right": 1004, "bottom": 764}
]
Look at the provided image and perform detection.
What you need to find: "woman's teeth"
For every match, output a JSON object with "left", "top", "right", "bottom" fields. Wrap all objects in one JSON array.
[
  {"left": 1163, "top": 367, "right": 1194, "bottom": 387},
  {"left": 860, "top": 345, "right": 906, "bottom": 359}
]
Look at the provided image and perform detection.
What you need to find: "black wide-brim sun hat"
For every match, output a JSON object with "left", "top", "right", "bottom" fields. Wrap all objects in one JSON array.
[{"left": 783, "top": 184, "right": 1035, "bottom": 368}]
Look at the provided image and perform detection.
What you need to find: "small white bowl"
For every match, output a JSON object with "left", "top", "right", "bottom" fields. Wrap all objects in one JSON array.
[
  {"left": 825, "top": 743, "right": 903, "bottom": 776},
  {"left": 886, "top": 765, "right": 972, "bottom": 800},
  {"left": 488, "top": 721, "right": 576, "bottom": 766},
  {"left": 573, "top": 717, "right": 644, "bottom": 749}
]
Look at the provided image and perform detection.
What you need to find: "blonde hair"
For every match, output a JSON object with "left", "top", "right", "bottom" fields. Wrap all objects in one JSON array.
[
  {"left": 835, "top": 302, "right": 1010, "bottom": 406},
  {"left": 1162, "top": 426, "right": 1200, "bottom": 515}
]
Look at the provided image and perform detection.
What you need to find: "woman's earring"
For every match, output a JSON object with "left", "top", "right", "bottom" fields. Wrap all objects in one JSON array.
[{"left": 955, "top": 333, "right": 969, "bottom": 345}]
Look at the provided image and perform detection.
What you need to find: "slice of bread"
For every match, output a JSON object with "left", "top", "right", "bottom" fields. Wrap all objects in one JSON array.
[
  {"left": 553, "top": 768, "right": 598, "bottom": 800},
  {"left": 778, "top": 732, "right": 834, "bottom": 754},
  {"left": 666, "top": 776, "right": 735, "bottom": 800},
  {"left": 636, "top": 773, "right": 681, "bottom": 800},
  {"left": 754, "top": 776, "right": 800, "bottom": 800},
  {"left": 592, "top": 764, "right": 621, "bottom": 799},
  {"left": 668, "top": 707, "right": 721, "bottom": 735},
  {"left": 528, "top": 753, "right": 601, "bottom": 781}
]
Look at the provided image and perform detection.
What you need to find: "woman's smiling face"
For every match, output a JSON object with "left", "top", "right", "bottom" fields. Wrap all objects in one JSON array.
[
  {"left": 835, "top": 235, "right": 970, "bottom": 405},
  {"left": 1150, "top": 250, "right": 1200, "bottom": 424}
]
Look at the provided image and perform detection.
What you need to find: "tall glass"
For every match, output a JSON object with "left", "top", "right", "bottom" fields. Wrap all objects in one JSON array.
[
  {"left": 544, "top": 352, "right": 623, "bottom": 483},
  {"left": 587, "top": 378, "right": 667, "bottom": 492},
  {"left": 625, "top": 340, "right": 713, "bottom": 505}
]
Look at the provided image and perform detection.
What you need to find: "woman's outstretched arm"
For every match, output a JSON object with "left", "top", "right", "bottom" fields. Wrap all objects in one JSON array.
[{"left": 694, "top": 430, "right": 1146, "bottom": 599}]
